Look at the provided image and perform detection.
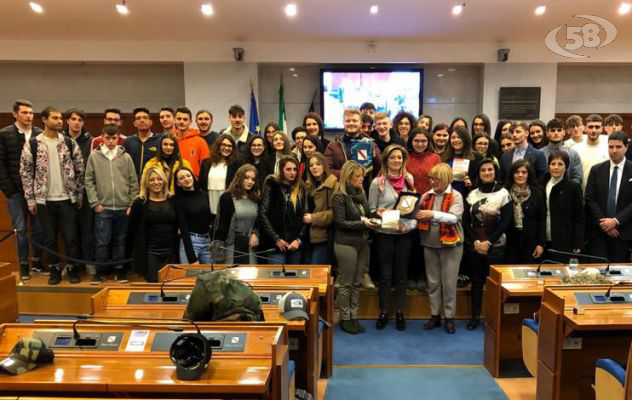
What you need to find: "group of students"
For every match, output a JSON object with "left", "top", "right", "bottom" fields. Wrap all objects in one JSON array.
[{"left": 2, "top": 98, "right": 631, "bottom": 337}]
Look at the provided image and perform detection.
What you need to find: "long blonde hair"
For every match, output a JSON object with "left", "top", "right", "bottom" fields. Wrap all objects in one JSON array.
[
  {"left": 139, "top": 166, "right": 170, "bottom": 200},
  {"left": 338, "top": 160, "right": 365, "bottom": 195}
]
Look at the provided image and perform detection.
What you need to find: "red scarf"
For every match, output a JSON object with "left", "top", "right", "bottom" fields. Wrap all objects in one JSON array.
[
  {"left": 418, "top": 191, "right": 461, "bottom": 245},
  {"left": 388, "top": 174, "right": 406, "bottom": 193}
]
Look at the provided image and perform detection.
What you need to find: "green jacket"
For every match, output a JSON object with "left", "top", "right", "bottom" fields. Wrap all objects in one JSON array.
[{"left": 85, "top": 146, "right": 139, "bottom": 210}]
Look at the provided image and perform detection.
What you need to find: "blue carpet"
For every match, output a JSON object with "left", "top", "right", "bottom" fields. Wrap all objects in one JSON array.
[
  {"left": 334, "top": 319, "right": 483, "bottom": 365},
  {"left": 325, "top": 367, "right": 508, "bottom": 400}
]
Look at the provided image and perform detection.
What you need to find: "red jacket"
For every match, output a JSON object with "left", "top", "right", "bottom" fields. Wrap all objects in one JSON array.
[{"left": 177, "top": 129, "right": 210, "bottom": 178}]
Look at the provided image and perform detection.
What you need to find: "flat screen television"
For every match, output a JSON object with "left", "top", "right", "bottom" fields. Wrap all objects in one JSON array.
[{"left": 320, "top": 67, "right": 423, "bottom": 130}]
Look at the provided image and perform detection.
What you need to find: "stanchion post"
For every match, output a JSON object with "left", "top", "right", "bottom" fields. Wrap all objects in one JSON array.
[{"left": 14, "top": 229, "right": 25, "bottom": 285}]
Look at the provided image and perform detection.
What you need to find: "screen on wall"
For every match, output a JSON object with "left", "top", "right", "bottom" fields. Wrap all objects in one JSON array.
[{"left": 320, "top": 68, "right": 423, "bottom": 130}]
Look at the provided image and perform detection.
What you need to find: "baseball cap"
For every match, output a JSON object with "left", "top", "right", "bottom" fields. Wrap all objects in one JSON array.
[
  {"left": 278, "top": 292, "right": 309, "bottom": 321},
  {"left": 0, "top": 338, "right": 54, "bottom": 375}
]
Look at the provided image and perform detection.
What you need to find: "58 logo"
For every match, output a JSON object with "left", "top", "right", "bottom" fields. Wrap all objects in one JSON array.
[{"left": 545, "top": 15, "right": 617, "bottom": 59}]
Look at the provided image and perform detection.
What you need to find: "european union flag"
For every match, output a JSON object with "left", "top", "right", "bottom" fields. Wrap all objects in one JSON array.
[{"left": 249, "top": 88, "right": 260, "bottom": 136}]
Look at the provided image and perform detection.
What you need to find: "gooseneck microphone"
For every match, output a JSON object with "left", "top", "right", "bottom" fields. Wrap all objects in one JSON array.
[{"left": 535, "top": 259, "right": 564, "bottom": 276}]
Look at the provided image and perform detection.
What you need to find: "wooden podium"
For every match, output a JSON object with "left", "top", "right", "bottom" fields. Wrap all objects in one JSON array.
[
  {"left": 0, "top": 262, "right": 17, "bottom": 324},
  {"left": 484, "top": 264, "right": 632, "bottom": 377},
  {"left": 89, "top": 285, "right": 320, "bottom": 398},
  {"left": 537, "top": 285, "right": 632, "bottom": 400},
  {"left": 157, "top": 263, "right": 334, "bottom": 378},
  {"left": 0, "top": 321, "right": 289, "bottom": 399}
]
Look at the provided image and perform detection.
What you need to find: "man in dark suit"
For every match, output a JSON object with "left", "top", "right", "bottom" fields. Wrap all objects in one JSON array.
[
  {"left": 0, "top": 99, "right": 44, "bottom": 279},
  {"left": 499, "top": 121, "right": 546, "bottom": 182},
  {"left": 585, "top": 131, "right": 632, "bottom": 263}
]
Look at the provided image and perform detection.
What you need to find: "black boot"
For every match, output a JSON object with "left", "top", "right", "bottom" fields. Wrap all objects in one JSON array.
[
  {"left": 396, "top": 312, "right": 406, "bottom": 331},
  {"left": 48, "top": 265, "right": 61, "bottom": 285},
  {"left": 376, "top": 313, "right": 388, "bottom": 330},
  {"left": 467, "top": 317, "right": 481, "bottom": 330},
  {"left": 341, "top": 320, "right": 357, "bottom": 334},
  {"left": 19, "top": 263, "right": 30, "bottom": 280},
  {"left": 424, "top": 315, "right": 441, "bottom": 330},
  {"left": 444, "top": 318, "right": 456, "bottom": 334},
  {"left": 67, "top": 264, "right": 81, "bottom": 284}
]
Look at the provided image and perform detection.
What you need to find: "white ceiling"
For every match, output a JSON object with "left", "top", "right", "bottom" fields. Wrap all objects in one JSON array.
[{"left": 2, "top": 0, "right": 631, "bottom": 43}]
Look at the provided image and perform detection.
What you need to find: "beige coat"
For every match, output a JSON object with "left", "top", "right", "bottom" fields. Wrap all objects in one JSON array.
[{"left": 307, "top": 174, "right": 340, "bottom": 244}]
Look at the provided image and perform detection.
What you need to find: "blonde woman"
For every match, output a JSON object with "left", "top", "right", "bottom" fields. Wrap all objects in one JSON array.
[
  {"left": 128, "top": 166, "right": 197, "bottom": 282},
  {"left": 332, "top": 161, "right": 379, "bottom": 334},
  {"left": 259, "top": 155, "right": 307, "bottom": 264},
  {"left": 417, "top": 163, "right": 464, "bottom": 334}
]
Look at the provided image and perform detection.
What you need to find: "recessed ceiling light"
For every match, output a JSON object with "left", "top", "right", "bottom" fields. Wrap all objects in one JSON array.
[
  {"left": 448, "top": 68, "right": 456, "bottom": 72},
  {"left": 116, "top": 0, "right": 129, "bottom": 15},
  {"left": 201, "top": 3, "right": 213, "bottom": 16},
  {"left": 437, "top": 74, "right": 444, "bottom": 77},
  {"left": 370, "top": 5, "right": 379, "bottom": 14},
  {"left": 452, "top": 4, "right": 464, "bottom": 16},
  {"left": 29, "top": 1, "right": 43, "bottom": 13},
  {"left": 534, "top": 6, "right": 546, "bottom": 16},
  {"left": 289, "top": 67, "right": 295, "bottom": 72},
  {"left": 619, "top": 2, "right": 631, "bottom": 15},
  {"left": 292, "top": 73, "right": 299, "bottom": 78},
  {"left": 285, "top": 3, "right": 297, "bottom": 17}
]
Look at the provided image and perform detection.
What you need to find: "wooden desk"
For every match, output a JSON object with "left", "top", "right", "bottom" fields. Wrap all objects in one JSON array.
[
  {"left": 484, "top": 264, "right": 632, "bottom": 378},
  {"left": 537, "top": 286, "right": 632, "bottom": 400},
  {"left": 89, "top": 285, "right": 320, "bottom": 399},
  {"left": 0, "top": 263, "right": 12, "bottom": 279},
  {"left": 0, "top": 322, "right": 289, "bottom": 400},
  {"left": 157, "top": 263, "right": 334, "bottom": 378},
  {"left": 0, "top": 266, "right": 17, "bottom": 323}
]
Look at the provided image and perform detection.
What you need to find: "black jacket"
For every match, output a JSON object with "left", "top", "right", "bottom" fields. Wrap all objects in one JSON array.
[
  {"left": 199, "top": 158, "right": 241, "bottom": 192},
  {"left": 585, "top": 159, "right": 632, "bottom": 241},
  {"left": 64, "top": 131, "right": 93, "bottom": 167},
  {"left": 331, "top": 191, "right": 370, "bottom": 248},
  {"left": 123, "top": 133, "right": 163, "bottom": 179},
  {"left": 370, "top": 129, "right": 405, "bottom": 153},
  {"left": 537, "top": 174, "right": 585, "bottom": 252},
  {"left": 259, "top": 177, "right": 307, "bottom": 250},
  {"left": 0, "top": 124, "right": 42, "bottom": 197},
  {"left": 508, "top": 185, "right": 547, "bottom": 247}
]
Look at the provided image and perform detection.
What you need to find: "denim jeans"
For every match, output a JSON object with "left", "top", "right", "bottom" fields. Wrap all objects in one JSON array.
[
  {"left": 7, "top": 194, "right": 43, "bottom": 263},
  {"left": 179, "top": 234, "right": 212, "bottom": 264},
  {"left": 37, "top": 200, "right": 79, "bottom": 266},
  {"left": 94, "top": 209, "right": 128, "bottom": 274},
  {"left": 268, "top": 249, "right": 302, "bottom": 265},
  {"left": 310, "top": 242, "right": 332, "bottom": 265}
]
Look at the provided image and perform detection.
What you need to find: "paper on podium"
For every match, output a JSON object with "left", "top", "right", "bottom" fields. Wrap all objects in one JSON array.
[{"left": 381, "top": 210, "right": 400, "bottom": 230}]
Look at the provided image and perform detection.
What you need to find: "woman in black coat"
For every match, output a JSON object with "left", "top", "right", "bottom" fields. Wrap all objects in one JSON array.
[
  {"left": 537, "top": 150, "right": 585, "bottom": 262},
  {"left": 505, "top": 159, "right": 546, "bottom": 264}
]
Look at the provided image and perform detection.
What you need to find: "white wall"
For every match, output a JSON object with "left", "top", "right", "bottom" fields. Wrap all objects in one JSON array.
[
  {"left": 482, "top": 63, "right": 558, "bottom": 124},
  {"left": 556, "top": 65, "right": 632, "bottom": 113},
  {"left": 422, "top": 65, "right": 482, "bottom": 126},
  {"left": 0, "top": 62, "right": 185, "bottom": 113},
  {"left": 183, "top": 62, "right": 258, "bottom": 131}
]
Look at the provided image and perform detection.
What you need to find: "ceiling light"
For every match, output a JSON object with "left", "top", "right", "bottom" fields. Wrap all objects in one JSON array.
[
  {"left": 619, "top": 2, "right": 632, "bottom": 15},
  {"left": 201, "top": 3, "right": 213, "bottom": 16},
  {"left": 437, "top": 74, "right": 444, "bottom": 77},
  {"left": 370, "top": 5, "right": 379, "bottom": 14},
  {"left": 29, "top": 1, "right": 43, "bottom": 13},
  {"left": 534, "top": 6, "right": 546, "bottom": 16},
  {"left": 292, "top": 73, "right": 299, "bottom": 78},
  {"left": 448, "top": 68, "right": 456, "bottom": 72},
  {"left": 285, "top": 3, "right": 297, "bottom": 17},
  {"left": 452, "top": 4, "right": 464, "bottom": 16},
  {"left": 116, "top": 1, "right": 129, "bottom": 15},
  {"left": 289, "top": 67, "right": 295, "bottom": 72}
]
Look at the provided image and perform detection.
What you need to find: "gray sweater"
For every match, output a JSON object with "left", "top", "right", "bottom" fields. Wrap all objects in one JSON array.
[
  {"left": 368, "top": 175, "right": 417, "bottom": 234},
  {"left": 85, "top": 146, "right": 139, "bottom": 210}
]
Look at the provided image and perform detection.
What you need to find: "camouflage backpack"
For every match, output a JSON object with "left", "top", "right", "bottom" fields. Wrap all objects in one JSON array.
[{"left": 183, "top": 270, "right": 265, "bottom": 322}]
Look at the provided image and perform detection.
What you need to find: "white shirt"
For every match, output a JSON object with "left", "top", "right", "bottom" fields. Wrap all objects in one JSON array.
[
  {"left": 207, "top": 161, "right": 228, "bottom": 214},
  {"left": 512, "top": 141, "right": 528, "bottom": 164},
  {"left": 609, "top": 158, "right": 626, "bottom": 206},
  {"left": 545, "top": 175, "right": 562, "bottom": 241},
  {"left": 100, "top": 144, "right": 117, "bottom": 161},
  {"left": 15, "top": 123, "right": 33, "bottom": 143},
  {"left": 574, "top": 139, "right": 609, "bottom": 192},
  {"left": 42, "top": 135, "right": 69, "bottom": 201}
]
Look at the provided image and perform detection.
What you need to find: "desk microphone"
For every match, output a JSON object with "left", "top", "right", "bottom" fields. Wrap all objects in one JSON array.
[
  {"left": 605, "top": 281, "right": 631, "bottom": 299},
  {"left": 536, "top": 259, "right": 564, "bottom": 276},
  {"left": 547, "top": 249, "right": 611, "bottom": 272}
]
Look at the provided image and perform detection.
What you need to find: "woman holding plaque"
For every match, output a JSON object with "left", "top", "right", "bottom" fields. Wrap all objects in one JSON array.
[
  {"left": 369, "top": 144, "right": 417, "bottom": 331},
  {"left": 444, "top": 126, "right": 481, "bottom": 198},
  {"left": 418, "top": 163, "right": 464, "bottom": 334},
  {"left": 505, "top": 159, "right": 546, "bottom": 264},
  {"left": 463, "top": 159, "right": 513, "bottom": 330}
]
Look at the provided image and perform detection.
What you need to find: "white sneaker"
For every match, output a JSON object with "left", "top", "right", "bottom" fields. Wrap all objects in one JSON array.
[
  {"left": 85, "top": 264, "right": 97, "bottom": 275},
  {"left": 361, "top": 273, "right": 376, "bottom": 290}
]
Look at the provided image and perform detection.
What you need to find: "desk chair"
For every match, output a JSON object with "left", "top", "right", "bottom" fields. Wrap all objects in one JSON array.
[
  {"left": 595, "top": 358, "right": 626, "bottom": 400},
  {"left": 521, "top": 318, "right": 539, "bottom": 377}
]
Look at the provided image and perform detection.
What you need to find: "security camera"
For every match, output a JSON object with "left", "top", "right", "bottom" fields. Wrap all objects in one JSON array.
[
  {"left": 233, "top": 47, "right": 244, "bottom": 62},
  {"left": 497, "top": 48, "right": 510, "bottom": 63}
]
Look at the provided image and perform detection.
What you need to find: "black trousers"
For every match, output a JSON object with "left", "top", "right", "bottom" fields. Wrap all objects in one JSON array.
[
  {"left": 146, "top": 247, "right": 177, "bottom": 282},
  {"left": 37, "top": 200, "right": 80, "bottom": 266},
  {"left": 506, "top": 228, "right": 539, "bottom": 264},
  {"left": 77, "top": 196, "right": 95, "bottom": 265},
  {"left": 406, "top": 231, "right": 425, "bottom": 281},
  {"left": 375, "top": 233, "right": 412, "bottom": 313},
  {"left": 588, "top": 233, "right": 631, "bottom": 264},
  {"left": 467, "top": 244, "right": 505, "bottom": 318}
]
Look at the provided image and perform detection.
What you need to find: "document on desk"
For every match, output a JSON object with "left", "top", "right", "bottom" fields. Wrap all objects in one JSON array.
[{"left": 126, "top": 330, "right": 149, "bottom": 352}]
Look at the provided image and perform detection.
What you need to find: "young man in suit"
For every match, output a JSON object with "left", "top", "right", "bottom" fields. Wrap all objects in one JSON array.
[
  {"left": 585, "top": 131, "right": 632, "bottom": 263},
  {"left": 499, "top": 121, "right": 546, "bottom": 182}
]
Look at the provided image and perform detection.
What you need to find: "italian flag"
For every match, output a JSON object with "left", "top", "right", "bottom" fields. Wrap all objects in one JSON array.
[{"left": 278, "top": 76, "right": 287, "bottom": 132}]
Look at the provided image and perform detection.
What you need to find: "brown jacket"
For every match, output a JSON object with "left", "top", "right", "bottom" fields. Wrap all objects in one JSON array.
[{"left": 307, "top": 174, "right": 340, "bottom": 244}]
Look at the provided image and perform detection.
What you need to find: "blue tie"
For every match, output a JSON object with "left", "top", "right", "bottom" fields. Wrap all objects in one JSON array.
[{"left": 607, "top": 166, "right": 618, "bottom": 217}]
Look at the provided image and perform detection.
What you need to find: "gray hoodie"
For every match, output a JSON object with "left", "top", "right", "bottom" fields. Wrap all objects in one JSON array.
[{"left": 85, "top": 145, "right": 139, "bottom": 210}]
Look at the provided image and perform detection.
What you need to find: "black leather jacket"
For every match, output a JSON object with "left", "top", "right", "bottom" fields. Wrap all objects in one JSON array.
[{"left": 259, "top": 177, "right": 307, "bottom": 250}]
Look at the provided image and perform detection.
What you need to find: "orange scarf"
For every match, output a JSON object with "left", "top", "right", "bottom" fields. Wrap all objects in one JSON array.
[{"left": 418, "top": 191, "right": 460, "bottom": 245}]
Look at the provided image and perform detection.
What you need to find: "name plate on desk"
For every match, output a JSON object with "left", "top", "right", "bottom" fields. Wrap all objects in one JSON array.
[
  {"left": 34, "top": 331, "right": 125, "bottom": 351},
  {"left": 512, "top": 267, "right": 566, "bottom": 279},
  {"left": 575, "top": 292, "right": 632, "bottom": 305},
  {"left": 151, "top": 332, "right": 247, "bottom": 352}
]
